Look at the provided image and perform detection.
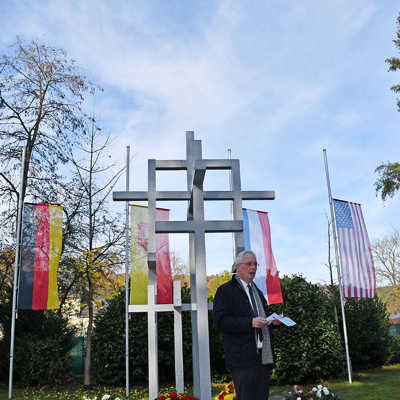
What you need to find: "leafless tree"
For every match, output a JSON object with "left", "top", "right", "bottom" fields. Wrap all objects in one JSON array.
[
  {"left": 324, "top": 214, "right": 339, "bottom": 328},
  {"left": 65, "top": 117, "right": 125, "bottom": 386},
  {"left": 372, "top": 231, "right": 400, "bottom": 288},
  {"left": 0, "top": 38, "right": 99, "bottom": 237}
]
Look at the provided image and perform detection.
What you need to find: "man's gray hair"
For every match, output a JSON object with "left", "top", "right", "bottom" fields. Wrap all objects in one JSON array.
[{"left": 231, "top": 250, "right": 257, "bottom": 273}]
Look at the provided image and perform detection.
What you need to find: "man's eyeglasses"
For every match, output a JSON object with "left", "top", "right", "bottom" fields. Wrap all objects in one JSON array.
[{"left": 240, "top": 262, "right": 258, "bottom": 267}]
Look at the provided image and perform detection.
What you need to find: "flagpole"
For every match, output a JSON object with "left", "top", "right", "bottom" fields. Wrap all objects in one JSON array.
[
  {"left": 125, "top": 146, "right": 131, "bottom": 399},
  {"left": 323, "top": 148, "right": 352, "bottom": 384},
  {"left": 9, "top": 147, "right": 26, "bottom": 399}
]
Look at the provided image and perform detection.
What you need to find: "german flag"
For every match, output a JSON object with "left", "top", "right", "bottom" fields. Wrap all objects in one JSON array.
[{"left": 18, "top": 203, "right": 62, "bottom": 310}]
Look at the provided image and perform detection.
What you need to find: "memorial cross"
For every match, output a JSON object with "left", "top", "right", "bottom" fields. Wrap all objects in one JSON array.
[{"left": 113, "top": 131, "right": 274, "bottom": 400}]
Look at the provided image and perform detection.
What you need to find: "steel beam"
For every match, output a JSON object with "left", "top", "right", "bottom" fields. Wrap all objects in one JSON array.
[{"left": 113, "top": 131, "right": 275, "bottom": 400}]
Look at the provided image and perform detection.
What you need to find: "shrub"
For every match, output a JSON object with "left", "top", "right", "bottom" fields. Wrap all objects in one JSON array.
[
  {"left": 92, "top": 287, "right": 197, "bottom": 385},
  {"left": 339, "top": 296, "right": 391, "bottom": 369},
  {"left": 92, "top": 286, "right": 226, "bottom": 385},
  {"left": 269, "top": 275, "right": 345, "bottom": 383},
  {"left": 0, "top": 286, "right": 76, "bottom": 384},
  {"left": 386, "top": 335, "right": 400, "bottom": 364}
]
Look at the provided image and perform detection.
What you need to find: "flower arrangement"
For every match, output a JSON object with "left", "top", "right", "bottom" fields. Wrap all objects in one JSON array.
[
  {"left": 214, "top": 383, "right": 236, "bottom": 400},
  {"left": 83, "top": 395, "right": 122, "bottom": 400},
  {"left": 22, "top": 390, "right": 125, "bottom": 400},
  {"left": 285, "top": 384, "right": 340, "bottom": 400},
  {"left": 154, "top": 392, "right": 199, "bottom": 400}
]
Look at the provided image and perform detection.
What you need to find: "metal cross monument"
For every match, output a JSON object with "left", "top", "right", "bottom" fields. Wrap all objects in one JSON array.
[{"left": 113, "top": 131, "right": 274, "bottom": 400}]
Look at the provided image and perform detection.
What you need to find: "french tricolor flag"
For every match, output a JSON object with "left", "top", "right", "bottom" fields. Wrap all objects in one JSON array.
[{"left": 242, "top": 208, "right": 283, "bottom": 305}]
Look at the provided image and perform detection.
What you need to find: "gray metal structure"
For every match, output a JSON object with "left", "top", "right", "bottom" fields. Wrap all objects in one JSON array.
[{"left": 113, "top": 131, "right": 274, "bottom": 400}]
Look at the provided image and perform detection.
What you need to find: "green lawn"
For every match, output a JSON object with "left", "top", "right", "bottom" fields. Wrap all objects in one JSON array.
[{"left": 2, "top": 364, "right": 400, "bottom": 400}]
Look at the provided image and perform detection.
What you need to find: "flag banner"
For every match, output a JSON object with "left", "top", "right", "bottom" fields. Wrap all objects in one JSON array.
[
  {"left": 242, "top": 208, "right": 283, "bottom": 304},
  {"left": 18, "top": 203, "right": 62, "bottom": 310},
  {"left": 130, "top": 205, "right": 172, "bottom": 305},
  {"left": 333, "top": 199, "right": 376, "bottom": 298}
]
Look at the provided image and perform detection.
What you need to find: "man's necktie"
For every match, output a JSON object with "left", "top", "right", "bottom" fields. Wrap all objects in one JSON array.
[{"left": 248, "top": 284, "right": 263, "bottom": 342}]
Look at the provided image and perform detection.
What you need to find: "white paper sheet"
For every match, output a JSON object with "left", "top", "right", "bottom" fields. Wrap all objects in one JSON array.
[{"left": 266, "top": 312, "right": 296, "bottom": 326}]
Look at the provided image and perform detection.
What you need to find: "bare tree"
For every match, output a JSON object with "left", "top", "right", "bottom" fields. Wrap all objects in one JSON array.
[
  {"left": 372, "top": 232, "right": 400, "bottom": 314},
  {"left": 65, "top": 117, "right": 125, "bottom": 386},
  {"left": 324, "top": 215, "right": 335, "bottom": 286},
  {"left": 324, "top": 214, "right": 339, "bottom": 328},
  {"left": 372, "top": 231, "right": 400, "bottom": 288},
  {"left": 0, "top": 38, "right": 99, "bottom": 236}
]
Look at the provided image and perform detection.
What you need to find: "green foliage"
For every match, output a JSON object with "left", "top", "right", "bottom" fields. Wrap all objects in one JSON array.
[
  {"left": 340, "top": 296, "right": 391, "bottom": 369},
  {"left": 91, "top": 288, "right": 142, "bottom": 384},
  {"left": 92, "top": 286, "right": 196, "bottom": 385},
  {"left": 16, "top": 336, "right": 72, "bottom": 385},
  {"left": 91, "top": 276, "right": 394, "bottom": 387},
  {"left": 385, "top": 13, "right": 400, "bottom": 111},
  {"left": 207, "top": 270, "right": 232, "bottom": 296},
  {"left": 92, "top": 286, "right": 226, "bottom": 386},
  {"left": 0, "top": 286, "right": 76, "bottom": 385},
  {"left": 386, "top": 335, "right": 400, "bottom": 364},
  {"left": 269, "top": 275, "right": 345, "bottom": 383},
  {"left": 375, "top": 162, "right": 400, "bottom": 201},
  {"left": 376, "top": 13, "right": 400, "bottom": 199}
]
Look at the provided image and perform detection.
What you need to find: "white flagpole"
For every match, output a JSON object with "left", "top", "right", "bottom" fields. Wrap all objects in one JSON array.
[
  {"left": 9, "top": 147, "right": 26, "bottom": 399},
  {"left": 323, "top": 148, "right": 352, "bottom": 384},
  {"left": 125, "top": 146, "right": 131, "bottom": 399}
]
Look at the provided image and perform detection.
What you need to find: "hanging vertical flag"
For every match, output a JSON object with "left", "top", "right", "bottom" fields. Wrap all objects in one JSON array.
[
  {"left": 333, "top": 199, "right": 376, "bottom": 298},
  {"left": 242, "top": 208, "right": 283, "bottom": 304},
  {"left": 18, "top": 203, "right": 62, "bottom": 310},
  {"left": 130, "top": 205, "right": 172, "bottom": 305},
  {"left": 130, "top": 205, "right": 148, "bottom": 305}
]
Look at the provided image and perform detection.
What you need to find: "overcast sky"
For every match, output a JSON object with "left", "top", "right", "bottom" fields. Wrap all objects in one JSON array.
[{"left": 1, "top": 1, "right": 399, "bottom": 284}]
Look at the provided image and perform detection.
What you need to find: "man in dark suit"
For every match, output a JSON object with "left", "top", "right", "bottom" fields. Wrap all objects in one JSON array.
[{"left": 213, "top": 250, "right": 281, "bottom": 400}]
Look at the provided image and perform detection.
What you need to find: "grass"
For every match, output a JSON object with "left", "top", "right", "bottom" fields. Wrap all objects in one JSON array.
[
  {"left": 321, "top": 364, "right": 400, "bottom": 400},
  {"left": 1, "top": 364, "right": 400, "bottom": 399}
]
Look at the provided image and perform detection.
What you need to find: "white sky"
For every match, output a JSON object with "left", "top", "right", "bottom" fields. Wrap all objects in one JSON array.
[{"left": 1, "top": 0, "right": 400, "bottom": 284}]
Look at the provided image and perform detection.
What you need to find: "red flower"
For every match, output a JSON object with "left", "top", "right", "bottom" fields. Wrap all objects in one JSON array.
[
  {"left": 227, "top": 384, "right": 235, "bottom": 391},
  {"left": 169, "top": 393, "right": 178, "bottom": 398},
  {"left": 295, "top": 385, "right": 303, "bottom": 391}
]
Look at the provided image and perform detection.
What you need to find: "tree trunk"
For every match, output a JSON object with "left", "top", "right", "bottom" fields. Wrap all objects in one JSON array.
[{"left": 84, "top": 285, "right": 94, "bottom": 386}]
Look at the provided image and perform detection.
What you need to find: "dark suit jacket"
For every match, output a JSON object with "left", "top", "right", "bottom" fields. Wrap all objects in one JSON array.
[{"left": 213, "top": 276, "right": 274, "bottom": 370}]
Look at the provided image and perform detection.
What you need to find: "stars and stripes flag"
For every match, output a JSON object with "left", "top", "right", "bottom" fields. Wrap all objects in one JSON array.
[
  {"left": 242, "top": 208, "right": 283, "bottom": 304},
  {"left": 333, "top": 199, "right": 376, "bottom": 298}
]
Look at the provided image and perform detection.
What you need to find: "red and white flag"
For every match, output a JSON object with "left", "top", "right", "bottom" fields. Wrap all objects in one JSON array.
[
  {"left": 242, "top": 208, "right": 283, "bottom": 304},
  {"left": 333, "top": 199, "right": 376, "bottom": 298}
]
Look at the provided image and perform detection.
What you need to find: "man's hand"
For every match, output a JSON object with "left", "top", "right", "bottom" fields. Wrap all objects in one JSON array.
[
  {"left": 271, "top": 319, "right": 282, "bottom": 326},
  {"left": 252, "top": 317, "right": 267, "bottom": 328}
]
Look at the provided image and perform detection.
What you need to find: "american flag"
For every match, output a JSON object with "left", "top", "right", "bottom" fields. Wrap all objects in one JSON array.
[{"left": 333, "top": 199, "right": 376, "bottom": 298}]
